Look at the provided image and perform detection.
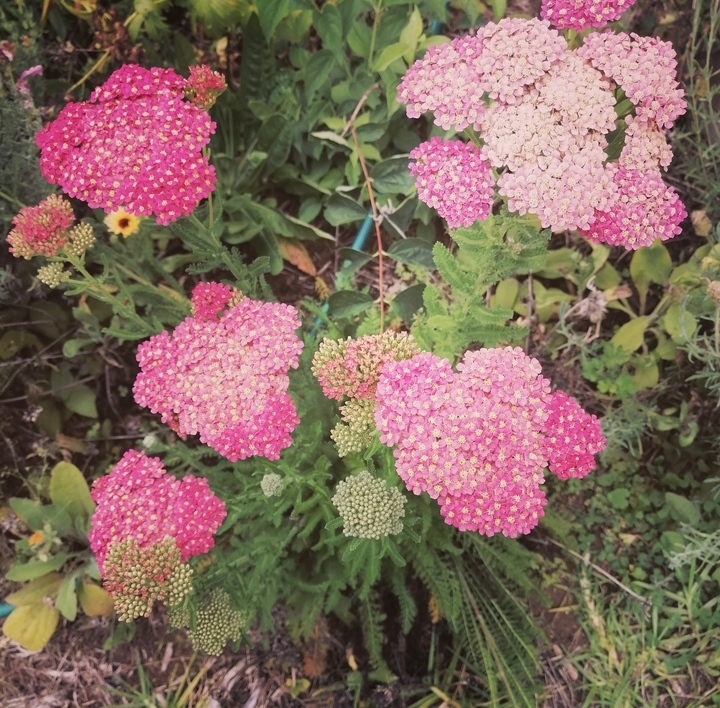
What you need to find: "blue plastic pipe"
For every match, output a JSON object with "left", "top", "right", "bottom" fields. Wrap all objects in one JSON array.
[{"left": 0, "top": 602, "right": 14, "bottom": 618}]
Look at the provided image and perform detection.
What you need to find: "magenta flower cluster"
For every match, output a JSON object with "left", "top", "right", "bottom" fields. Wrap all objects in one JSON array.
[
  {"left": 6, "top": 194, "right": 74, "bottom": 259},
  {"left": 398, "top": 17, "right": 686, "bottom": 248},
  {"left": 409, "top": 138, "right": 494, "bottom": 228},
  {"left": 89, "top": 449, "right": 226, "bottom": 573},
  {"left": 374, "top": 347, "right": 605, "bottom": 537},
  {"left": 541, "top": 0, "right": 637, "bottom": 31},
  {"left": 133, "top": 282, "right": 303, "bottom": 461},
  {"left": 35, "top": 65, "right": 216, "bottom": 225}
]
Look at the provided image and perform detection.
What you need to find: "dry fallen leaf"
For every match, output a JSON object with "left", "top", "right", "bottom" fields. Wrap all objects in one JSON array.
[{"left": 278, "top": 238, "right": 317, "bottom": 276}]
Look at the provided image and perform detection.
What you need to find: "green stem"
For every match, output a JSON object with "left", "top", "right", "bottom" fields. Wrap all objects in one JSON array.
[
  {"left": 368, "top": 0, "right": 384, "bottom": 66},
  {"left": 0, "top": 189, "right": 23, "bottom": 207}
]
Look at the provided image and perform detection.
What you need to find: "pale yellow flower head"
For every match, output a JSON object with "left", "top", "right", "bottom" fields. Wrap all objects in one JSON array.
[{"left": 104, "top": 209, "right": 140, "bottom": 237}]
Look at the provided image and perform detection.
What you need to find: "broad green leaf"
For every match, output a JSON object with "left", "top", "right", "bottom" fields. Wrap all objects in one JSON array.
[
  {"left": 390, "top": 284, "right": 425, "bottom": 325},
  {"left": 0, "top": 330, "right": 42, "bottom": 360},
  {"left": 492, "top": 279, "right": 519, "bottom": 310},
  {"left": 304, "top": 50, "right": 336, "bottom": 101},
  {"left": 257, "top": 0, "right": 290, "bottom": 40},
  {"left": 399, "top": 7, "right": 423, "bottom": 63},
  {"left": 593, "top": 263, "right": 621, "bottom": 290},
  {"left": 338, "top": 248, "right": 373, "bottom": 273},
  {"left": 55, "top": 573, "right": 79, "bottom": 622},
  {"left": 6, "top": 554, "right": 70, "bottom": 582},
  {"left": 325, "top": 194, "right": 368, "bottom": 226},
  {"left": 327, "top": 291, "right": 374, "bottom": 318},
  {"left": 63, "top": 385, "right": 98, "bottom": 418},
  {"left": 49, "top": 462, "right": 94, "bottom": 520},
  {"left": 632, "top": 358, "right": 659, "bottom": 390},
  {"left": 62, "top": 338, "right": 90, "bottom": 358},
  {"left": 370, "top": 157, "right": 414, "bottom": 194},
  {"left": 5, "top": 573, "right": 63, "bottom": 606},
  {"left": 536, "top": 248, "right": 575, "bottom": 280},
  {"left": 371, "top": 41, "right": 411, "bottom": 72},
  {"left": 78, "top": 581, "right": 115, "bottom": 617},
  {"left": 8, "top": 498, "right": 45, "bottom": 531},
  {"left": 314, "top": 5, "right": 343, "bottom": 59},
  {"left": 663, "top": 303, "right": 697, "bottom": 343},
  {"left": 2, "top": 602, "right": 59, "bottom": 652},
  {"left": 665, "top": 493, "right": 701, "bottom": 525},
  {"left": 386, "top": 238, "right": 435, "bottom": 269},
  {"left": 611, "top": 316, "right": 650, "bottom": 354},
  {"left": 630, "top": 242, "right": 672, "bottom": 306},
  {"left": 607, "top": 488, "right": 630, "bottom": 510}
]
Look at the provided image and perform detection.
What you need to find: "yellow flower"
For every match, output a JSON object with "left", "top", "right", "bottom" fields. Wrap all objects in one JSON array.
[
  {"left": 28, "top": 530, "right": 45, "bottom": 546},
  {"left": 104, "top": 209, "right": 140, "bottom": 237}
]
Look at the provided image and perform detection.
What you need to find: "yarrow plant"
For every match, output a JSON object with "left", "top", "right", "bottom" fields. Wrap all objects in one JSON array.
[
  {"left": 399, "top": 16, "right": 686, "bottom": 248},
  {"left": 373, "top": 345, "right": 605, "bottom": 537},
  {"left": 88, "top": 450, "right": 226, "bottom": 620},
  {"left": 134, "top": 282, "right": 303, "bottom": 461},
  {"left": 35, "top": 65, "right": 223, "bottom": 225}
]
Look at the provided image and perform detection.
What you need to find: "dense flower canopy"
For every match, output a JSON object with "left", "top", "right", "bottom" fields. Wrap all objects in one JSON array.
[
  {"left": 375, "top": 347, "right": 605, "bottom": 537},
  {"left": 36, "top": 65, "right": 217, "bottom": 225},
  {"left": 134, "top": 283, "right": 303, "bottom": 461},
  {"left": 541, "top": 0, "right": 638, "bottom": 30}
]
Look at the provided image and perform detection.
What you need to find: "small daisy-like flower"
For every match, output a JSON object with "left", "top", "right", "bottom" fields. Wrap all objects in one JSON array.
[{"left": 104, "top": 209, "right": 141, "bottom": 237}]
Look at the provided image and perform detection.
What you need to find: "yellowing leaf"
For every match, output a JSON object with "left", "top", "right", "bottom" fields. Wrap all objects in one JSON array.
[
  {"left": 278, "top": 238, "right": 317, "bottom": 276},
  {"left": 2, "top": 602, "right": 59, "bottom": 652},
  {"left": 5, "top": 573, "right": 63, "bottom": 606},
  {"left": 49, "top": 461, "right": 95, "bottom": 520},
  {"left": 611, "top": 316, "right": 651, "bottom": 354},
  {"left": 77, "top": 581, "right": 115, "bottom": 617}
]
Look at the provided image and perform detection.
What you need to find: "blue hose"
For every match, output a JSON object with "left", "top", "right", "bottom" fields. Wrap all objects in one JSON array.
[{"left": 0, "top": 602, "right": 15, "bottom": 618}]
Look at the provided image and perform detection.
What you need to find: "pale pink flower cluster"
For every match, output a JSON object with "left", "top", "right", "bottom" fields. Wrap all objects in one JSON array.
[
  {"left": 398, "top": 17, "right": 687, "bottom": 244},
  {"left": 36, "top": 65, "right": 216, "bottom": 225},
  {"left": 542, "top": 391, "right": 605, "bottom": 479},
  {"left": 581, "top": 167, "right": 686, "bottom": 248},
  {"left": 134, "top": 283, "right": 303, "bottom": 461},
  {"left": 375, "top": 347, "right": 605, "bottom": 537},
  {"left": 541, "top": 0, "right": 637, "bottom": 31},
  {"left": 6, "top": 194, "right": 74, "bottom": 259},
  {"left": 184, "top": 65, "right": 227, "bottom": 110},
  {"left": 578, "top": 31, "right": 686, "bottom": 129},
  {"left": 409, "top": 138, "right": 494, "bottom": 228},
  {"left": 89, "top": 449, "right": 226, "bottom": 573}
]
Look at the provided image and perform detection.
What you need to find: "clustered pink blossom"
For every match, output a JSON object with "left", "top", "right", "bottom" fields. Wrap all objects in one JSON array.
[
  {"left": 409, "top": 138, "right": 494, "bottom": 228},
  {"left": 35, "top": 65, "right": 216, "bottom": 225},
  {"left": 89, "top": 449, "right": 226, "bottom": 573},
  {"left": 6, "top": 194, "right": 74, "bottom": 259},
  {"left": 542, "top": 391, "right": 605, "bottom": 479},
  {"left": 541, "top": 0, "right": 637, "bottom": 31},
  {"left": 190, "top": 281, "right": 239, "bottom": 320},
  {"left": 134, "top": 283, "right": 303, "bottom": 461},
  {"left": 398, "top": 16, "right": 687, "bottom": 246},
  {"left": 374, "top": 347, "right": 605, "bottom": 537},
  {"left": 184, "top": 65, "right": 227, "bottom": 110},
  {"left": 580, "top": 167, "right": 686, "bottom": 248}
]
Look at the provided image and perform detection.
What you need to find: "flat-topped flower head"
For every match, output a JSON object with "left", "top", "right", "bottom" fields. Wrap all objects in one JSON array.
[
  {"left": 332, "top": 471, "right": 406, "bottom": 539},
  {"left": 375, "top": 347, "right": 604, "bottom": 537},
  {"left": 36, "top": 64, "right": 216, "bottom": 225},
  {"left": 88, "top": 449, "right": 226, "bottom": 572},
  {"left": 543, "top": 391, "right": 606, "bottom": 479},
  {"left": 578, "top": 32, "right": 686, "bottom": 129},
  {"left": 134, "top": 283, "right": 303, "bottom": 461},
  {"left": 312, "top": 331, "right": 419, "bottom": 401},
  {"left": 541, "top": 0, "right": 637, "bottom": 30},
  {"left": 580, "top": 167, "right": 686, "bottom": 249},
  {"left": 619, "top": 115, "right": 673, "bottom": 171},
  {"left": 184, "top": 65, "right": 227, "bottom": 110},
  {"left": 7, "top": 195, "right": 74, "bottom": 259},
  {"left": 409, "top": 138, "right": 494, "bottom": 228}
]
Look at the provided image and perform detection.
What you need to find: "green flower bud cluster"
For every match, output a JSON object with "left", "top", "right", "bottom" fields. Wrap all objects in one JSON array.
[
  {"left": 260, "top": 472, "right": 284, "bottom": 497},
  {"left": 331, "top": 398, "right": 377, "bottom": 457},
  {"left": 188, "top": 588, "right": 245, "bottom": 656},
  {"left": 36, "top": 262, "right": 70, "bottom": 288},
  {"left": 64, "top": 223, "right": 96, "bottom": 256},
  {"left": 332, "top": 471, "right": 406, "bottom": 539},
  {"left": 103, "top": 536, "right": 193, "bottom": 622}
]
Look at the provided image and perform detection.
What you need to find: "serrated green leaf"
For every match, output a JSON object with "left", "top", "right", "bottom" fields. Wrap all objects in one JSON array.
[
  {"left": 607, "top": 488, "right": 630, "bottom": 510},
  {"left": 49, "top": 462, "right": 94, "bottom": 521},
  {"left": 2, "top": 603, "right": 59, "bottom": 652}
]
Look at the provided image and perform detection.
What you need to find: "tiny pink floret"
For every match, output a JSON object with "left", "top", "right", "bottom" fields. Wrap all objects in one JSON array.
[{"left": 89, "top": 449, "right": 226, "bottom": 573}]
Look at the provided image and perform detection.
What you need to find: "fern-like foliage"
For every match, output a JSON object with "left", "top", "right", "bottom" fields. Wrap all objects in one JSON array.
[{"left": 412, "top": 211, "right": 550, "bottom": 360}]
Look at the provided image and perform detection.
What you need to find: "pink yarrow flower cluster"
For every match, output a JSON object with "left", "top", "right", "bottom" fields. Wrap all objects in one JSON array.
[
  {"left": 398, "top": 17, "right": 687, "bottom": 245},
  {"left": 6, "top": 194, "right": 74, "bottom": 259},
  {"left": 134, "top": 283, "right": 303, "bottom": 461},
  {"left": 184, "top": 65, "right": 227, "bottom": 110},
  {"left": 375, "top": 347, "right": 605, "bottom": 537},
  {"left": 409, "top": 138, "right": 494, "bottom": 228},
  {"left": 36, "top": 65, "right": 217, "bottom": 225},
  {"left": 541, "top": 0, "right": 637, "bottom": 31},
  {"left": 89, "top": 449, "right": 226, "bottom": 573}
]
